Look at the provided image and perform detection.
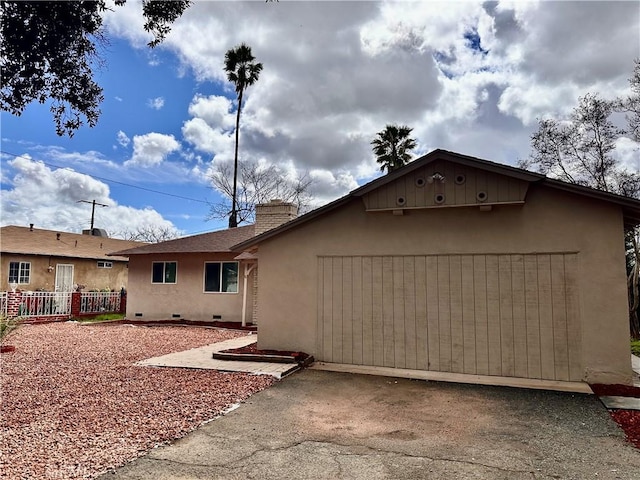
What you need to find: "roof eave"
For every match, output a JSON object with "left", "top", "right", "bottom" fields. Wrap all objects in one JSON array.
[
  {"left": 539, "top": 178, "right": 640, "bottom": 226},
  {"left": 352, "top": 149, "right": 544, "bottom": 198},
  {"left": 232, "top": 149, "right": 640, "bottom": 250},
  {"left": 231, "top": 195, "right": 354, "bottom": 251}
]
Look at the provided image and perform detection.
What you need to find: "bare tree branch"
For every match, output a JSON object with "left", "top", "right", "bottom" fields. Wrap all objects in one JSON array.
[
  {"left": 208, "top": 161, "right": 314, "bottom": 224},
  {"left": 526, "top": 61, "right": 640, "bottom": 337},
  {"left": 111, "top": 225, "right": 180, "bottom": 243}
]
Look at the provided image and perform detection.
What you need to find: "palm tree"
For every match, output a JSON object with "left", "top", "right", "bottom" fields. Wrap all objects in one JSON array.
[
  {"left": 224, "top": 43, "right": 263, "bottom": 228},
  {"left": 371, "top": 124, "right": 417, "bottom": 173}
]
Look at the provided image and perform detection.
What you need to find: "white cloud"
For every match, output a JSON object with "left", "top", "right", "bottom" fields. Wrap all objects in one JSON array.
[
  {"left": 308, "top": 169, "right": 360, "bottom": 207},
  {"left": 102, "top": 1, "right": 639, "bottom": 209},
  {"left": 116, "top": 130, "right": 130, "bottom": 147},
  {"left": 126, "top": 133, "right": 181, "bottom": 167},
  {"left": 1, "top": 156, "right": 180, "bottom": 237},
  {"left": 182, "top": 117, "right": 234, "bottom": 158},
  {"left": 615, "top": 137, "right": 640, "bottom": 172},
  {"left": 147, "top": 96, "right": 165, "bottom": 110},
  {"left": 187, "top": 94, "right": 235, "bottom": 130},
  {"left": 5, "top": 1, "right": 637, "bottom": 238}
]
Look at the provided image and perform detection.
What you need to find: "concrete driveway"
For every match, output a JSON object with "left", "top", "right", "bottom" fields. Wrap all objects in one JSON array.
[{"left": 100, "top": 370, "right": 640, "bottom": 479}]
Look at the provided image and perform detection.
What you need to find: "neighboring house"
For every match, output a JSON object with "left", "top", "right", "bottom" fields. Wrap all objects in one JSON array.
[
  {"left": 111, "top": 201, "right": 297, "bottom": 324},
  {"left": 232, "top": 149, "right": 640, "bottom": 388},
  {"left": 0, "top": 225, "right": 146, "bottom": 292}
]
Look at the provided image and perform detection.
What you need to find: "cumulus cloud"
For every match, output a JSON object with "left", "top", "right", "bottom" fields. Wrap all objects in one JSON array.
[
  {"left": 126, "top": 133, "right": 181, "bottom": 167},
  {"left": 102, "top": 1, "right": 639, "bottom": 209},
  {"left": 147, "top": 96, "right": 165, "bottom": 110},
  {"left": 1, "top": 156, "right": 180, "bottom": 236},
  {"left": 187, "top": 94, "right": 235, "bottom": 129},
  {"left": 150, "top": 4, "right": 628, "bottom": 181}
]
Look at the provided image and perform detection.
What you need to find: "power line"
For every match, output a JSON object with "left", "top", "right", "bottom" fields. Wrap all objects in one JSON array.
[
  {"left": 0, "top": 150, "right": 211, "bottom": 205},
  {"left": 77, "top": 199, "right": 108, "bottom": 230}
]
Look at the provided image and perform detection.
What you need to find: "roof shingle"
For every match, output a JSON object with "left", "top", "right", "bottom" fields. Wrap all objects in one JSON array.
[
  {"left": 109, "top": 224, "right": 255, "bottom": 256},
  {"left": 0, "top": 226, "right": 148, "bottom": 261}
]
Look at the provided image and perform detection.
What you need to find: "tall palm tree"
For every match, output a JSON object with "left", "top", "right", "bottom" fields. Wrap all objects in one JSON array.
[
  {"left": 371, "top": 124, "right": 417, "bottom": 173},
  {"left": 224, "top": 43, "right": 263, "bottom": 228}
]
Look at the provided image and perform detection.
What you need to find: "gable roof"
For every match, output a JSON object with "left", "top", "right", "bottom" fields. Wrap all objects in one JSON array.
[
  {"left": 110, "top": 224, "right": 255, "bottom": 256},
  {"left": 0, "top": 226, "right": 147, "bottom": 261},
  {"left": 232, "top": 149, "right": 640, "bottom": 251}
]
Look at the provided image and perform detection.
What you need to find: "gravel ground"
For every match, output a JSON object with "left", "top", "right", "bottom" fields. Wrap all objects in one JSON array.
[{"left": 0, "top": 322, "right": 276, "bottom": 479}]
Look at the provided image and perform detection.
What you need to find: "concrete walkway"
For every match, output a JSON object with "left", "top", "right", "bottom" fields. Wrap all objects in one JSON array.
[{"left": 135, "top": 335, "right": 299, "bottom": 379}]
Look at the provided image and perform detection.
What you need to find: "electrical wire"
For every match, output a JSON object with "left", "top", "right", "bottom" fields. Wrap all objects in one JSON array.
[{"left": 0, "top": 150, "right": 210, "bottom": 205}]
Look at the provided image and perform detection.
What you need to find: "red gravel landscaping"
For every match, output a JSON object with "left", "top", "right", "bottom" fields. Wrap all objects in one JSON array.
[
  {"left": 0, "top": 322, "right": 276, "bottom": 479},
  {"left": 590, "top": 383, "right": 640, "bottom": 449}
]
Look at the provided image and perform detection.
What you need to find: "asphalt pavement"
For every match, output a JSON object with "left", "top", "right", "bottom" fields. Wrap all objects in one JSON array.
[{"left": 99, "top": 369, "right": 640, "bottom": 479}]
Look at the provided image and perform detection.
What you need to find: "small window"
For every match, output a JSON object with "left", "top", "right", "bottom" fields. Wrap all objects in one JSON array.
[
  {"left": 97, "top": 261, "right": 113, "bottom": 269},
  {"left": 204, "top": 262, "right": 238, "bottom": 293},
  {"left": 152, "top": 262, "right": 177, "bottom": 284},
  {"left": 8, "top": 261, "right": 30, "bottom": 284}
]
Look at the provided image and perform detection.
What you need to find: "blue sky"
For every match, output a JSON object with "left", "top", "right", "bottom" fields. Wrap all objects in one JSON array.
[
  {"left": 1, "top": 1, "right": 639, "bottom": 239},
  {"left": 2, "top": 37, "right": 221, "bottom": 235}
]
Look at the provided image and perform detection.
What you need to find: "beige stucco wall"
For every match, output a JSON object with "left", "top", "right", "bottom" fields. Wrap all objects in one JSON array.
[
  {"left": 125, "top": 253, "right": 253, "bottom": 323},
  {"left": 0, "top": 255, "right": 130, "bottom": 292},
  {"left": 255, "top": 184, "right": 632, "bottom": 385}
]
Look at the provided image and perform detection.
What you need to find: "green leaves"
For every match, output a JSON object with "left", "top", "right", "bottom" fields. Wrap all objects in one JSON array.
[
  {"left": 1, "top": 1, "right": 105, "bottom": 137},
  {"left": 0, "top": 0, "right": 190, "bottom": 136},
  {"left": 224, "top": 43, "right": 264, "bottom": 95},
  {"left": 371, "top": 124, "right": 417, "bottom": 173},
  {"left": 142, "top": 0, "right": 191, "bottom": 48}
]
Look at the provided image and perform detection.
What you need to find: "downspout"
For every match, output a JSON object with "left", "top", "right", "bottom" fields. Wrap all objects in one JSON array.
[{"left": 241, "top": 261, "right": 257, "bottom": 327}]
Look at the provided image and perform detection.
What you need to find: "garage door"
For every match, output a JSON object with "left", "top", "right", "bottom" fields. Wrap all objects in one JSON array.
[{"left": 317, "top": 254, "right": 582, "bottom": 382}]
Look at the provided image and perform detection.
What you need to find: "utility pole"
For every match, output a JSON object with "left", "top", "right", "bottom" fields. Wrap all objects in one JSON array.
[{"left": 77, "top": 200, "right": 108, "bottom": 230}]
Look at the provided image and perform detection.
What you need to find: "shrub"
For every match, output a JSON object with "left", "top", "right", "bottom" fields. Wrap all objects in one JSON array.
[{"left": 0, "top": 315, "right": 21, "bottom": 344}]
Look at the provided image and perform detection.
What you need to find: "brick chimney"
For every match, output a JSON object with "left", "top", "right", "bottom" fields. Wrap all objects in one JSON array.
[{"left": 254, "top": 199, "right": 298, "bottom": 235}]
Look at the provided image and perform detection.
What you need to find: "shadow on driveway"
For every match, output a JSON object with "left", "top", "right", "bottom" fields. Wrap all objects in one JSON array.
[{"left": 100, "top": 370, "right": 640, "bottom": 479}]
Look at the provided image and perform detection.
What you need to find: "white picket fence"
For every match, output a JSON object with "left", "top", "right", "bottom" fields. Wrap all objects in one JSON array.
[
  {"left": 18, "top": 291, "right": 72, "bottom": 317},
  {"left": 3, "top": 290, "right": 123, "bottom": 319},
  {"left": 80, "top": 291, "right": 121, "bottom": 314}
]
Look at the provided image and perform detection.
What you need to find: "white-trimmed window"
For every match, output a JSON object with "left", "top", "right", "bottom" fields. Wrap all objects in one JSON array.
[
  {"left": 204, "top": 262, "right": 238, "bottom": 293},
  {"left": 152, "top": 261, "right": 177, "bottom": 284},
  {"left": 97, "top": 261, "right": 113, "bottom": 269},
  {"left": 8, "top": 261, "right": 30, "bottom": 284}
]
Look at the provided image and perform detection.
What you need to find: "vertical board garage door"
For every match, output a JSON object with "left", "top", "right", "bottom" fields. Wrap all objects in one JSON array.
[{"left": 317, "top": 254, "right": 582, "bottom": 382}]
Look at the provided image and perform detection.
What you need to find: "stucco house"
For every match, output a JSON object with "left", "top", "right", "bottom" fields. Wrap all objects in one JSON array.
[
  {"left": 111, "top": 201, "right": 297, "bottom": 324},
  {"left": 0, "top": 225, "right": 146, "bottom": 292},
  {"left": 232, "top": 149, "right": 640, "bottom": 389}
]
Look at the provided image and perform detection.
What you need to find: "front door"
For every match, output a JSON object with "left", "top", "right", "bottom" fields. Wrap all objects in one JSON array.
[{"left": 55, "top": 264, "right": 74, "bottom": 292}]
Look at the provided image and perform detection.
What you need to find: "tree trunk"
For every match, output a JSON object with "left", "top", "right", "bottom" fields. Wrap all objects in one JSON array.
[{"left": 229, "top": 89, "right": 244, "bottom": 228}]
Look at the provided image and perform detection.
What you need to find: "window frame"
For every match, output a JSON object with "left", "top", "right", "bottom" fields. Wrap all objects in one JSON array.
[
  {"left": 97, "top": 261, "right": 113, "bottom": 269},
  {"left": 8, "top": 261, "right": 31, "bottom": 284},
  {"left": 151, "top": 261, "right": 177, "bottom": 284},
  {"left": 203, "top": 261, "right": 239, "bottom": 294}
]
